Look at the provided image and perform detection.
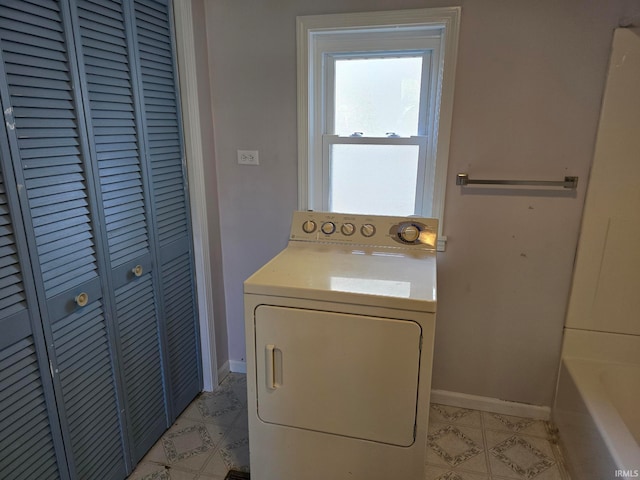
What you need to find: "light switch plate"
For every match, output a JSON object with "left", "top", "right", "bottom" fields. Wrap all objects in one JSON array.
[{"left": 237, "top": 150, "right": 259, "bottom": 165}]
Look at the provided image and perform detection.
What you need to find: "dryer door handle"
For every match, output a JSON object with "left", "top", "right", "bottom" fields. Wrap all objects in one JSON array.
[{"left": 266, "top": 344, "right": 277, "bottom": 389}]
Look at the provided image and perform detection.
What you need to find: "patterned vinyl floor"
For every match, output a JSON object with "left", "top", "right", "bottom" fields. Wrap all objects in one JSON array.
[{"left": 128, "top": 373, "right": 570, "bottom": 480}]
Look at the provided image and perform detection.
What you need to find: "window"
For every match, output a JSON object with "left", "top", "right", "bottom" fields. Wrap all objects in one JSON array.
[{"left": 297, "top": 8, "right": 461, "bottom": 249}]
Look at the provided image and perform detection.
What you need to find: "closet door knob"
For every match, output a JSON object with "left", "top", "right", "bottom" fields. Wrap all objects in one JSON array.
[
  {"left": 75, "top": 292, "right": 89, "bottom": 307},
  {"left": 132, "top": 265, "right": 143, "bottom": 277}
]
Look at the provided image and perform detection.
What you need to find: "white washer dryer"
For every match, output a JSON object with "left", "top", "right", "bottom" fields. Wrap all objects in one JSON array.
[{"left": 243, "top": 211, "right": 438, "bottom": 480}]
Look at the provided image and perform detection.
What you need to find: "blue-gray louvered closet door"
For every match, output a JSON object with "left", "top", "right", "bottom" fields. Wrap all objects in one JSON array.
[
  {"left": 0, "top": 1, "right": 128, "bottom": 479},
  {"left": 132, "top": 0, "right": 201, "bottom": 416},
  {"left": 71, "top": 0, "right": 170, "bottom": 463},
  {"left": 0, "top": 0, "right": 201, "bottom": 478}
]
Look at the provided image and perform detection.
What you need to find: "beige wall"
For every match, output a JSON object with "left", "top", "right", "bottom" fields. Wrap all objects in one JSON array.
[{"left": 203, "top": 0, "right": 640, "bottom": 405}]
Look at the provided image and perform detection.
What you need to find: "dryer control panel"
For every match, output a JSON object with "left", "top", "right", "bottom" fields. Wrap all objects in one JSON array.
[{"left": 290, "top": 211, "right": 438, "bottom": 250}]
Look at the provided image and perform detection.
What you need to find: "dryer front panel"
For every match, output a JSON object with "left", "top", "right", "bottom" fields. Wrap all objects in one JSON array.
[{"left": 254, "top": 305, "right": 422, "bottom": 447}]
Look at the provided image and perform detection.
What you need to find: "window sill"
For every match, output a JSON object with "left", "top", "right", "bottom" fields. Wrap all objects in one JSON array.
[{"left": 437, "top": 235, "right": 447, "bottom": 252}]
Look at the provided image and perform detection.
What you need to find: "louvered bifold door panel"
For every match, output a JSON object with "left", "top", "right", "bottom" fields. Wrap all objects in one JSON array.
[
  {"left": 0, "top": 1, "right": 126, "bottom": 479},
  {"left": 0, "top": 336, "right": 60, "bottom": 480},
  {"left": 134, "top": 0, "right": 201, "bottom": 417},
  {"left": 0, "top": 145, "right": 66, "bottom": 479},
  {"left": 50, "top": 302, "right": 125, "bottom": 480},
  {"left": 114, "top": 274, "right": 166, "bottom": 461},
  {"left": 74, "top": 0, "right": 168, "bottom": 462}
]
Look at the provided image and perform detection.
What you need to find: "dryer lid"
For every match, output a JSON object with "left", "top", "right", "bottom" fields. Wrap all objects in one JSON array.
[{"left": 245, "top": 242, "right": 436, "bottom": 312}]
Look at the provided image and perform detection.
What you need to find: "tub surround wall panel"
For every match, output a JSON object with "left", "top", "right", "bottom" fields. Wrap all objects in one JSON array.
[
  {"left": 565, "top": 27, "right": 640, "bottom": 337},
  {"left": 562, "top": 329, "right": 640, "bottom": 365},
  {"left": 204, "top": 0, "right": 640, "bottom": 406},
  {"left": 554, "top": 28, "right": 640, "bottom": 479}
]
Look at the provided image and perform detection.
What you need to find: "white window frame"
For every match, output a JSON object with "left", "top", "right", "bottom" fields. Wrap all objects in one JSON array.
[
  {"left": 322, "top": 37, "right": 438, "bottom": 216},
  {"left": 296, "top": 8, "right": 461, "bottom": 250}
]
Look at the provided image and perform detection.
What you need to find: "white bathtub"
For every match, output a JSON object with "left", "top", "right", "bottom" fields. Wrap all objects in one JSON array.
[{"left": 553, "top": 330, "right": 640, "bottom": 480}]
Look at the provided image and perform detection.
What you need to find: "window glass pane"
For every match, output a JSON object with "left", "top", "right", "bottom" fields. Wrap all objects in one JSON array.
[
  {"left": 334, "top": 57, "right": 422, "bottom": 137},
  {"left": 329, "top": 144, "right": 418, "bottom": 215}
]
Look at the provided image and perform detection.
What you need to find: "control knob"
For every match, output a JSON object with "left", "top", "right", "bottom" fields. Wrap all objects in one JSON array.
[
  {"left": 340, "top": 223, "right": 355, "bottom": 236},
  {"left": 398, "top": 223, "right": 421, "bottom": 243},
  {"left": 302, "top": 220, "right": 316, "bottom": 234},
  {"left": 321, "top": 222, "right": 336, "bottom": 235},
  {"left": 360, "top": 224, "right": 376, "bottom": 238}
]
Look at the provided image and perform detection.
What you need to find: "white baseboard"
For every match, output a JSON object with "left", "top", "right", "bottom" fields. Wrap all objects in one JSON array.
[
  {"left": 207, "top": 360, "right": 244, "bottom": 391},
  {"left": 214, "top": 363, "right": 549, "bottom": 420},
  {"left": 431, "top": 389, "right": 550, "bottom": 420},
  {"left": 229, "top": 360, "right": 247, "bottom": 374},
  {"left": 214, "top": 360, "right": 230, "bottom": 388}
]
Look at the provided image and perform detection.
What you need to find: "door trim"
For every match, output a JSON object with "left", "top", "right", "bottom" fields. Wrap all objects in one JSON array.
[{"left": 172, "top": 0, "right": 218, "bottom": 391}]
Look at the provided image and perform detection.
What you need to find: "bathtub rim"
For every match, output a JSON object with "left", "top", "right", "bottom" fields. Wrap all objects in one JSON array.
[{"left": 558, "top": 355, "right": 640, "bottom": 471}]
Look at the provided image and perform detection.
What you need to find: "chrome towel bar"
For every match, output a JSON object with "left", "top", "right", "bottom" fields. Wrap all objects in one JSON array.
[{"left": 456, "top": 173, "right": 578, "bottom": 189}]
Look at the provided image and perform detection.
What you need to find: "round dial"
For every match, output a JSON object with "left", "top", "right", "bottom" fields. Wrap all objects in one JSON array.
[
  {"left": 340, "top": 223, "right": 355, "bottom": 236},
  {"left": 360, "top": 224, "right": 376, "bottom": 238},
  {"left": 302, "top": 220, "right": 316, "bottom": 233},
  {"left": 399, "top": 223, "right": 421, "bottom": 243},
  {"left": 321, "top": 221, "right": 336, "bottom": 235}
]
